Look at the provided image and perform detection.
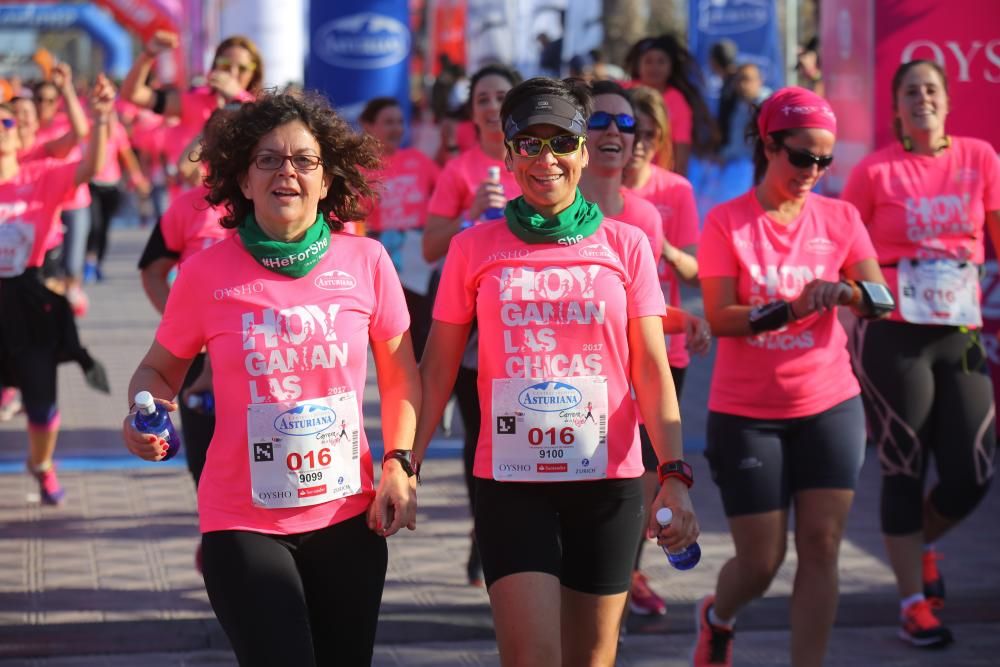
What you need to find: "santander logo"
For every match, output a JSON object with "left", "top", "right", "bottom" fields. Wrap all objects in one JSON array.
[{"left": 314, "top": 269, "right": 357, "bottom": 291}]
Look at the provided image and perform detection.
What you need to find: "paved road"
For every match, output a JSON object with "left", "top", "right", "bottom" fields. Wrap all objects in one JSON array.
[{"left": 0, "top": 227, "right": 997, "bottom": 666}]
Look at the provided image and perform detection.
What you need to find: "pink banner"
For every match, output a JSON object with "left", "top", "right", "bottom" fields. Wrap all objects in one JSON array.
[{"left": 874, "top": 0, "right": 1000, "bottom": 151}]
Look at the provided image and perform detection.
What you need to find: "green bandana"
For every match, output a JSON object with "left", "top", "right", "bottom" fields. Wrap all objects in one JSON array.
[
  {"left": 238, "top": 214, "right": 331, "bottom": 278},
  {"left": 504, "top": 189, "right": 603, "bottom": 245}
]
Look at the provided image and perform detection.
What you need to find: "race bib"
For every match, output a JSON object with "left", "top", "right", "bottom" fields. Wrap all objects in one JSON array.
[
  {"left": 247, "top": 392, "right": 362, "bottom": 509},
  {"left": 0, "top": 222, "right": 34, "bottom": 278},
  {"left": 898, "top": 259, "right": 981, "bottom": 327},
  {"left": 491, "top": 376, "right": 608, "bottom": 481}
]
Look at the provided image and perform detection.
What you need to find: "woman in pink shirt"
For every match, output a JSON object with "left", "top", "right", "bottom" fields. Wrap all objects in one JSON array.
[
  {"left": 581, "top": 79, "right": 712, "bottom": 618},
  {"left": 692, "top": 88, "right": 892, "bottom": 667},
  {"left": 623, "top": 34, "right": 718, "bottom": 176},
  {"left": 625, "top": 84, "right": 702, "bottom": 382},
  {"left": 121, "top": 93, "right": 419, "bottom": 666},
  {"left": 121, "top": 31, "right": 262, "bottom": 196},
  {"left": 0, "top": 76, "right": 115, "bottom": 507},
  {"left": 842, "top": 60, "right": 1000, "bottom": 648},
  {"left": 414, "top": 76, "right": 699, "bottom": 666},
  {"left": 422, "top": 63, "right": 524, "bottom": 586}
]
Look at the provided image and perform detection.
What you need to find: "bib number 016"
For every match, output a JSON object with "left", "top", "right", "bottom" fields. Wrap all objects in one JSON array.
[
  {"left": 287, "top": 448, "right": 332, "bottom": 471},
  {"left": 527, "top": 427, "right": 575, "bottom": 446}
]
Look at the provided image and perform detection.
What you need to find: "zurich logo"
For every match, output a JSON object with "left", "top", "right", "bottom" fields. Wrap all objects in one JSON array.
[
  {"left": 518, "top": 382, "right": 583, "bottom": 413},
  {"left": 314, "top": 269, "right": 357, "bottom": 291},
  {"left": 314, "top": 12, "right": 411, "bottom": 70},
  {"left": 274, "top": 404, "right": 337, "bottom": 437}
]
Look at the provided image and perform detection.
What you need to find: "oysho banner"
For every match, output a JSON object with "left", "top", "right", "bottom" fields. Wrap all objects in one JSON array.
[{"left": 306, "top": 0, "right": 411, "bottom": 127}]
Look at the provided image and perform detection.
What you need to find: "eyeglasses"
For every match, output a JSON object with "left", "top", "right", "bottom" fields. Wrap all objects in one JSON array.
[
  {"left": 781, "top": 145, "right": 834, "bottom": 170},
  {"left": 252, "top": 154, "right": 323, "bottom": 171},
  {"left": 588, "top": 111, "right": 636, "bottom": 134},
  {"left": 214, "top": 57, "right": 257, "bottom": 76},
  {"left": 1, "top": 118, "right": 15, "bottom": 130},
  {"left": 506, "top": 135, "right": 585, "bottom": 158}
]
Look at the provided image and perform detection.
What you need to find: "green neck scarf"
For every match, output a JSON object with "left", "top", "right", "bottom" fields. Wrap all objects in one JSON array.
[
  {"left": 504, "top": 189, "right": 603, "bottom": 245},
  {"left": 238, "top": 214, "right": 331, "bottom": 278}
]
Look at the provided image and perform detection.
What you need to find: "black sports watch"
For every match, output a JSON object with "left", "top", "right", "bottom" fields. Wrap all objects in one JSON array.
[
  {"left": 657, "top": 459, "right": 694, "bottom": 488},
  {"left": 383, "top": 449, "right": 419, "bottom": 480}
]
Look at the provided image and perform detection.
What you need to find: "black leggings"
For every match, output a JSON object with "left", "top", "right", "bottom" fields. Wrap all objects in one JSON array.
[
  {"left": 856, "top": 320, "right": 996, "bottom": 535},
  {"left": 87, "top": 183, "right": 122, "bottom": 265},
  {"left": 201, "top": 513, "right": 387, "bottom": 667},
  {"left": 178, "top": 353, "right": 215, "bottom": 486},
  {"left": 455, "top": 365, "right": 482, "bottom": 508}
]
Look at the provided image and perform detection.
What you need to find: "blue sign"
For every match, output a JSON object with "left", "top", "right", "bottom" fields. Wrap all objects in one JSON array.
[
  {"left": 687, "top": 0, "right": 784, "bottom": 111},
  {"left": 0, "top": 4, "right": 132, "bottom": 78},
  {"left": 306, "top": 1, "right": 411, "bottom": 129}
]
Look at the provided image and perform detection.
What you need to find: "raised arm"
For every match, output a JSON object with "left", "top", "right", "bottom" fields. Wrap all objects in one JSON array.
[
  {"left": 42, "top": 63, "right": 89, "bottom": 159},
  {"left": 74, "top": 75, "right": 114, "bottom": 187},
  {"left": 120, "top": 31, "right": 182, "bottom": 117}
]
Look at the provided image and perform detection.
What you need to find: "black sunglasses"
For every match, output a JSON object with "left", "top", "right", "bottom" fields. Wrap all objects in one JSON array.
[
  {"left": 781, "top": 145, "right": 834, "bottom": 170},
  {"left": 588, "top": 111, "right": 636, "bottom": 134}
]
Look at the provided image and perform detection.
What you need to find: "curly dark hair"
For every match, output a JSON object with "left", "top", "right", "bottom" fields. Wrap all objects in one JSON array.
[{"left": 200, "top": 91, "right": 381, "bottom": 231}]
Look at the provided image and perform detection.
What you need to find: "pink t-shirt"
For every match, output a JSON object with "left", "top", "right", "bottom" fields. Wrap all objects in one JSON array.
[
  {"left": 159, "top": 185, "right": 232, "bottom": 264},
  {"left": 623, "top": 82, "right": 693, "bottom": 144},
  {"left": 433, "top": 218, "right": 667, "bottom": 480},
  {"left": 618, "top": 189, "right": 663, "bottom": 261},
  {"left": 698, "top": 191, "right": 876, "bottom": 419},
  {"left": 662, "top": 87, "right": 693, "bottom": 144},
  {"left": 32, "top": 116, "right": 91, "bottom": 212},
  {"left": 92, "top": 118, "right": 131, "bottom": 185},
  {"left": 156, "top": 233, "right": 410, "bottom": 535},
  {"left": 367, "top": 148, "right": 441, "bottom": 231},
  {"left": 629, "top": 164, "right": 700, "bottom": 367},
  {"left": 0, "top": 159, "right": 78, "bottom": 268},
  {"left": 427, "top": 144, "right": 521, "bottom": 219},
  {"left": 841, "top": 137, "right": 1000, "bottom": 323}
]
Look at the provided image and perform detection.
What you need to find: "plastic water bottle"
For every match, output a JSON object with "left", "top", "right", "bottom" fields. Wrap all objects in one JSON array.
[
  {"left": 133, "top": 391, "right": 181, "bottom": 461},
  {"left": 185, "top": 391, "right": 215, "bottom": 415},
  {"left": 656, "top": 507, "right": 701, "bottom": 570},
  {"left": 482, "top": 166, "right": 505, "bottom": 220}
]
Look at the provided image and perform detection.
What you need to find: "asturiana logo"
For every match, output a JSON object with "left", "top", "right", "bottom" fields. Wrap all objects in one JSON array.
[
  {"left": 579, "top": 244, "right": 615, "bottom": 260},
  {"left": 314, "top": 269, "right": 357, "bottom": 291},
  {"left": 518, "top": 381, "right": 583, "bottom": 413},
  {"left": 314, "top": 13, "right": 411, "bottom": 70},
  {"left": 274, "top": 404, "right": 336, "bottom": 436}
]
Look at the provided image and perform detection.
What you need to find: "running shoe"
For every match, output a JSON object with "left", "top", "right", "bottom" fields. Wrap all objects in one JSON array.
[
  {"left": 83, "top": 261, "right": 98, "bottom": 284},
  {"left": 898, "top": 598, "right": 953, "bottom": 648},
  {"left": 33, "top": 466, "right": 65, "bottom": 506},
  {"left": 628, "top": 571, "right": 667, "bottom": 616},
  {"left": 691, "top": 595, "right": 734, "bottom": 667},
  {"left": 467, "top": 540, "right": 484, "bottom": 587},
  {"left": 0, "top": 389, "right": 23, "bottom": 422},
  {"left": 922, "top": 549, "right": 945, "bottom": 608}
]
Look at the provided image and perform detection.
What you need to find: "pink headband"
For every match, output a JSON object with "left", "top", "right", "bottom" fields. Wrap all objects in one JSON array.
[{"left": 757, "top": 86, "right": 837, "bottom": 138}]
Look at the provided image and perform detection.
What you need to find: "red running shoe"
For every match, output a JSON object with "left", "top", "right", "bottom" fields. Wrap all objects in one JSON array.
[
  {"left": 691, "top": 595, "right": 733, "bottom": 666},
  {"left": 922, "top": 549, "right": 945, "bottom": 608},
  {"left": 899, "top": 598, "right": 953, "bottom": 648},
  {"left": 628, "top": 571, "right": 667, "bottom": 616}
]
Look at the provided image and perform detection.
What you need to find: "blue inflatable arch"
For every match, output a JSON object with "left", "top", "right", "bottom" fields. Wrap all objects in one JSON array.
[{"left": 0, "top": 3, "right": 131, "bottom": 78}]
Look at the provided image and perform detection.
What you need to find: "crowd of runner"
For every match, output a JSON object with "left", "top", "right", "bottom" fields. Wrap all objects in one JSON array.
[{"left": 0, "top": 27, "right": 996, "bottom": 667}]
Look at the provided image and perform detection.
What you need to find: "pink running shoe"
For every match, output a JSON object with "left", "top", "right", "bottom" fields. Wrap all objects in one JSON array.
[
  {"left": 628, "top": 571, "right": 667, "bottom": 616},
  {"left": 33, "top": 466, "right": 65, "bottom": 506}
]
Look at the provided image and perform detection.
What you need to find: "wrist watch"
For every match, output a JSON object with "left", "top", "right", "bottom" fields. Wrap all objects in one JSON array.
[
  {"left": 383, "top": 449, "right": 419, "bottom": 480},
  {"left": 657, "top": 459, "right": 694, "bottom": 488}
]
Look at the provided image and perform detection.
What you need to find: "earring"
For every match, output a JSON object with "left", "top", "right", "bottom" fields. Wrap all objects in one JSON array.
[{"left": 902, "top": 136, "right": 913, "bottom": 152}]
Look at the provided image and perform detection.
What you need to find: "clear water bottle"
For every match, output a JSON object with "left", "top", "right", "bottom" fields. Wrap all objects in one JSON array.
[
  {"left": 185, "top": 391, "right": 215, "bottom": 415},
  {"left": 133, "top": 391, "right": 181, "bottom": 461},
  {"left": 656, "top": 507, "right": 701, "bottom": 570},
  {"left": 482, "top": 166, "right": 505, "bottom": 220}
]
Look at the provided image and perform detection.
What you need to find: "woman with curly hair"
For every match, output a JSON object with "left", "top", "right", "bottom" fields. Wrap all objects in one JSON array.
[
  {"left": 121, "top": 92, "right": 420, "bottom": 667},
  {"left": 624, "top": 34, "right": 719, "bottom": 176}
]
